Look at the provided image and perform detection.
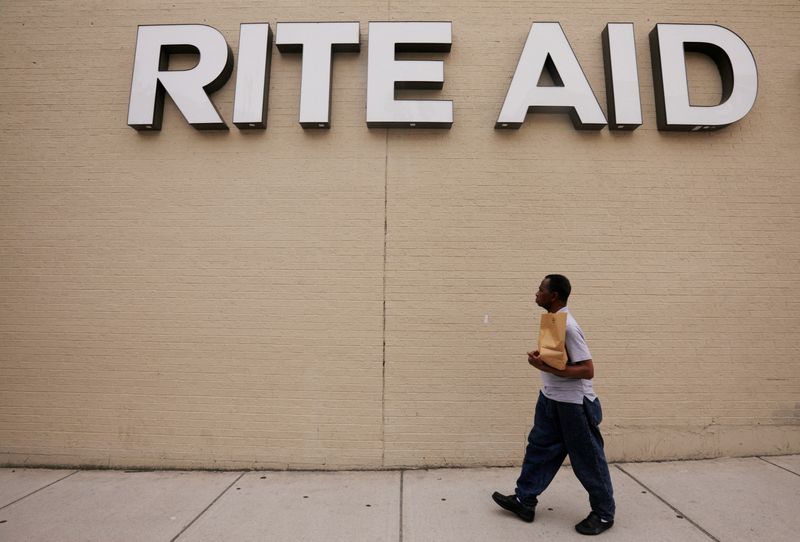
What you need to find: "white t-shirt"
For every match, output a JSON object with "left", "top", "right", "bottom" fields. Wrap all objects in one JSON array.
[{"left": 540, "top": 307, "right": 597, "bottom": 405}]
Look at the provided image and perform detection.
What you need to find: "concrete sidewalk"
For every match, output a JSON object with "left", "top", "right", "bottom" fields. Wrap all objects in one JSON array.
[{"left": 0, "top": 455, "right": 798, "bottom": 542}]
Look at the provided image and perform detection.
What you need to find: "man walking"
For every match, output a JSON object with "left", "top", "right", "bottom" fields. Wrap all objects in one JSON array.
[{"left": 492, "top": 274, "right": 615, "bottom": 536}]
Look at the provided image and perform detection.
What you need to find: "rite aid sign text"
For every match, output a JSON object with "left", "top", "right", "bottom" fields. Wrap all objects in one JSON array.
[{"left": 127, "top": 21, "right": 758, "bottom": 132}]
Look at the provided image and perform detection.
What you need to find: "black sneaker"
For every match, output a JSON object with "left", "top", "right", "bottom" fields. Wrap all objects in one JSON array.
[
  {"left": 491, "top": 492, "right": 535, "bottom": 522},
  {"left": 575, "top": 511, "right": 614, "bottom": 535}
]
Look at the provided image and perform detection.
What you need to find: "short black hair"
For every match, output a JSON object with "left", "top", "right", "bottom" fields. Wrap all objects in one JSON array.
[{"left": 544, "top": 274, "right": 571, "bottom": 303}]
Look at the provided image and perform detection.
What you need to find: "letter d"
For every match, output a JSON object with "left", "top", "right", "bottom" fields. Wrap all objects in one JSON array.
[{"left": 650, "top": 24, "right": 757, "bottom": 131}]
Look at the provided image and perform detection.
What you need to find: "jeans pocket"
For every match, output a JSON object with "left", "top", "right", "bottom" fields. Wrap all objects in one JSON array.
[{"left": 584, "top": 398, "right": 603, "bottom": 426}]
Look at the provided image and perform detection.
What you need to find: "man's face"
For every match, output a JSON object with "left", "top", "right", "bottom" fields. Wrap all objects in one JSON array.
[{"left": 535, "top": 278, "right": 555, "bottom": 309}]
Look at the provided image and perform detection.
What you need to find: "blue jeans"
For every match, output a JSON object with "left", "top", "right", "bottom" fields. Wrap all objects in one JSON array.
[{"left": 515, "top": 392, "right": 615, "bottom": 520}]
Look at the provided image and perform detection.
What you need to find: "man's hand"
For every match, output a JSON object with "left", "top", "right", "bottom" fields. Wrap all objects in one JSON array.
[
  {"left": 528, "top": 351, "right": 595, "bottom": 380},
  {"left": 527, "top": 350, "right": 551, "bottom": 373}
]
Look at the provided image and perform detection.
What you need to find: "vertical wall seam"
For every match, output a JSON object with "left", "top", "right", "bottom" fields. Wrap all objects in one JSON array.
[
  {"left": 382, "top": 0, "right": 391, "bottom": 472},
  {"left": 381, "top": 127, "right": 389, "bottom": 468},
  {"left": 382, "top": 0, "right": 392, "bottom": 468}
]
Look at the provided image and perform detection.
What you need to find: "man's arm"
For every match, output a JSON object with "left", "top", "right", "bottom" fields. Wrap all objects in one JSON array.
[{"left": 527, "top": 351, "right": 594, "bottom": 380}]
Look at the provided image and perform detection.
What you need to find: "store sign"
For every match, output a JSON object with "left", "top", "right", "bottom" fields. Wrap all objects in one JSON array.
[{"left": 127, "top": 21, "right": 757, "bottom": 132}]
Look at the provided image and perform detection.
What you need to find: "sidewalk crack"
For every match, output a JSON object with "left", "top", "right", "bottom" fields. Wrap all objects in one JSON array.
[
  {"left": 758, "top": 456, "right": 800, "bottom": 477},
  {"left": 171, "top": 471, "right": 246, "bottom": 542},
  {"left": 0, "top": 470, "right": 79, "bottom": 511},
  {"left": 615, "top": 465, "right": 720, "bottom": 542},
  {"left": 399, "top": 470, "right": 404, "bottom": 542}
]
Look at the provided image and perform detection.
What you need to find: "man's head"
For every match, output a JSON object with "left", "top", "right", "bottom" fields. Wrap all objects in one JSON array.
[{"left": 535, "top": 274, "right": 571, "bottom": 311}]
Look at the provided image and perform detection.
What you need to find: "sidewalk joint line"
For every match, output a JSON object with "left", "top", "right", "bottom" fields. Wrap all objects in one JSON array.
[
  {"left": 757, "top": 456, "right": 800, "bottom": 477},
  {"left": 399, "top": 470, "right": 404, "bottom": 542},
  {"left": 171, "top": 471, "right": 246, "bottom": 542},
  {"left": 615, "top": 465, "right": 720, "bottom": 542},
  {"left": 0, "top": 470, "right": 79, "bottom": 511}
]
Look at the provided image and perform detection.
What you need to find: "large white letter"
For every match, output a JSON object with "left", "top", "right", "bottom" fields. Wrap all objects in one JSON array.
[
  {"left": 276, "top": 22, "right": 360, "bottom": 128},
  {"left": 602, "top": 23, "right": 642, "bottom": 130},
  {"left": 496, "top": 22, "right": 606, "bottom": 130},
  {"left": 367, "top": 22, "right": 453, "bottom": 128},
  {"left": 128, "top": 25, "right": 233, "bottom": 130},
  {"left": 233, "top": 23, "right": 272, "bottom": 129},
  {"left": 649, "top": 24, "right": 758, "bottom": 131}
]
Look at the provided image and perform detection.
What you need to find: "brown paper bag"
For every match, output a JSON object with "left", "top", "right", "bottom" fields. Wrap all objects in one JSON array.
[{"left": 537, "top": 312, "right": 568, "bottom": 370}]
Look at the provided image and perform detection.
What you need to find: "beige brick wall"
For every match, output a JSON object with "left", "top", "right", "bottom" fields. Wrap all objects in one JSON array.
[{"left": 1, "top": 1, "right": 798, "bottom": 470}]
